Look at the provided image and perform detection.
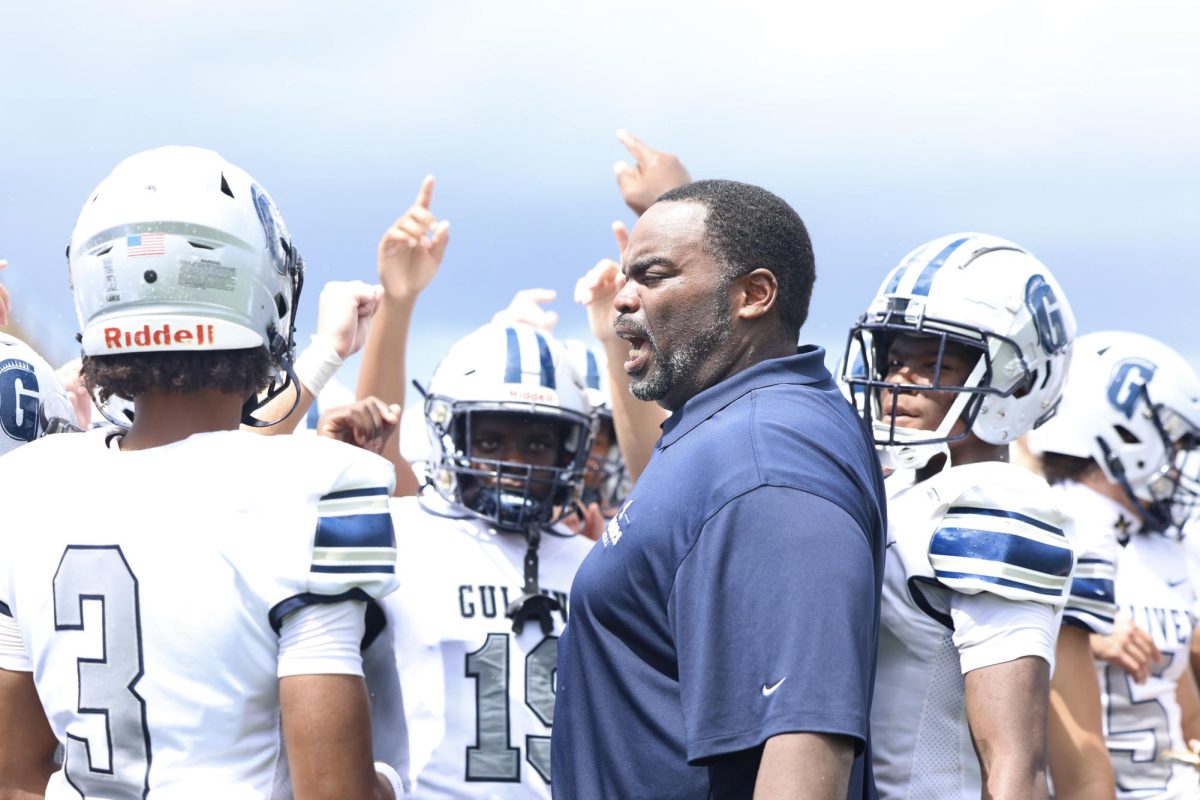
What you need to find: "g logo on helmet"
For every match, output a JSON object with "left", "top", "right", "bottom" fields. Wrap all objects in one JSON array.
[
  {"left": 1106, "top": 359, "right": 1157, "bottom": 420},
  {"left": 1024, "top": 275, "right": 1069, "bottom": 355},
  {"left": 251, "top": 184, "right": 289, "bottom": 276},
  {"left": 0, "top": 359, "right": 40, "bottom": 443}
]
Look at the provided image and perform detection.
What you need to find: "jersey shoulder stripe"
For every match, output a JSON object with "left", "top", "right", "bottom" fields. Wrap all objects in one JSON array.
[
  {"left": 308, "top": 484, "right": 397, "bottom": 596},
  {"left": 929, "top": 504, "right": 1072, "bottom": 605},
  {"left": 1063, "top": 557, "right": 1117, "bottom": 633}
]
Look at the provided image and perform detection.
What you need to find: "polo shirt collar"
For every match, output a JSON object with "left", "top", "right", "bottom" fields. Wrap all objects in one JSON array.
[{"left": 657, "top": 345, "right": 832, "bottom": 449}]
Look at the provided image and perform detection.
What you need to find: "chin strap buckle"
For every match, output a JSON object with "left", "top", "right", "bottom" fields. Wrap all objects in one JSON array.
[{"left": 506, "top": 524, "right": 560, "bottom": 635}]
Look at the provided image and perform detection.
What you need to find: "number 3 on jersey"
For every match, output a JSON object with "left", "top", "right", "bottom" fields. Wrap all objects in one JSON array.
[
  {"left": 53, "top": 545, "right": 152, "bottom": 798},
  {"left": 465, "top": 632, "right": 557, "bottom": 784}
]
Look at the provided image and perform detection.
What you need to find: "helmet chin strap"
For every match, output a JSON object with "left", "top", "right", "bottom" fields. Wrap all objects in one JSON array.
[
  {"left": 876, "top": 358, "right": 986, "bottom": 471},
  {"left": 506, "top": 524, "right": 561, "bottom": 635},
  {"left": 241, "top": 335, "right": 301, "bottom": 428},
  {"left": 1096, "top": 437, "right": 1169, "bottom": 534}
]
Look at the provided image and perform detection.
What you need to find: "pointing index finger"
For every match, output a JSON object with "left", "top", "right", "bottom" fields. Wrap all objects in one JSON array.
[
  {"left": 415, "top": 174, "right": 435, "bottom": 210},
  {"left": 617, "top": 129, "right": 653, "bottom": 167}
]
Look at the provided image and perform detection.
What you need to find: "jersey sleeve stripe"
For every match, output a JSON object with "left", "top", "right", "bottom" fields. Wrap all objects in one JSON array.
[
  {"left": 0, "top": 600, "right": 11, "bottom": 617},
  {"left": 930, "top": 527, "right": 1073, "bottom": 578},
  {"left": 933, "top": 570, "right": 1065, "bottom": 597},
  {"left": 320, "top": 486, "right": 390, "bottom": 502},
  {"left": 945, "top": 505, "right": 1064, "bottom": 536},
  {"left": 931, "top": 555, "right": 1068, "bottom": 590},
  {"left": 1070, "top": 576, "right": 1116, "bottom": 603},
  {"left": 314, "top": 513, "right": 396, "bottom": 549},
  {"left": 311, "top": 564, "right": 396, "bottom": 575}
]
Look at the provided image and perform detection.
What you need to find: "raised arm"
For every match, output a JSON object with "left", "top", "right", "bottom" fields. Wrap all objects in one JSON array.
[
  {"left": 0, "top": 260, "right": 11, "bottom": 327},
  {"left": 356, "top": 175, "right": 449, "bottom": 497},
  {"left": 250, "top": 280, "right": 383, "bottom": 434},
  {"left": 612, "top": 130, "right": 692, "bottom": 216},
  {"left": 574, "top": 224, "right": 667, "bottom": 481}
]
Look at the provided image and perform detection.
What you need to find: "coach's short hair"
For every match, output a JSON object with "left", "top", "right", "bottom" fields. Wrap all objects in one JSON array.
[
  {"left": 82, "top": 347, "right": 274, "bottom": 403},
  {"left": 657, "top": 179, "right": 815, "bottom": 332}
]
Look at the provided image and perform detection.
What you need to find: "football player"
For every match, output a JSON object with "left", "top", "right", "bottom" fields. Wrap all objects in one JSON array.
[
  {"left": 0, "top": 333, "right": 78, "bottom": 453},
  {"left": 841, "top": 233, "right": 1077, "bottom": 799},
  {"left": 370, "top": 322, "right": 595, "bottom": 797},
  {"left": 0, "top": 147, "right": 401, "bottom": 799},
  {"left": 1029, "top": 331, "right": 1200, "bottom": 799},
  {"left": 563, "top": 338, "right": 628, "bottom": 519}
]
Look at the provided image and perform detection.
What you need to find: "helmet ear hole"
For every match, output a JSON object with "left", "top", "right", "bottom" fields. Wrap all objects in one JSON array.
[
  {"left": 275, "top": 293, "right": 288, "bottom": 318},
  {"left": 220, "top": 173, "right": 234, "bottom": 199},
  {"left": 1114, "top": 425, "right": 1141, "bottom": 445}
]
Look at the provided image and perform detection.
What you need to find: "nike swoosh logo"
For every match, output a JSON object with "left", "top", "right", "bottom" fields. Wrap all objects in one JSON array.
[
  {"left": 762, "top": 677, "right": 786, "bottom": 697},
  {"left": 1169, "top": 578, "right": 1189, "bottom": 588}
]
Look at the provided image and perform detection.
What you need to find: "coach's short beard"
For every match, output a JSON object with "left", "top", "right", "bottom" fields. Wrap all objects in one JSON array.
[{"left": 629, "top": 290, "right": 734, "bottom": 403}]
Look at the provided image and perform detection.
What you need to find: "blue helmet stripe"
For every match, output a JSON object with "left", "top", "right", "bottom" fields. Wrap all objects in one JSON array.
[
  {"left": 911, "top": 237, "right": 970, "bottom": 296},
  {"left": 534, "top": 331, "right": 556, "bottom": 389},
  {"left": 585, "top": 348, "right": 601, "bottom": 390},
  {"left": 504, "top": 327, "right": 522, "bottom": 384},
  {"left": 883, "top": 265, "right": 905, "bottom": 294}
]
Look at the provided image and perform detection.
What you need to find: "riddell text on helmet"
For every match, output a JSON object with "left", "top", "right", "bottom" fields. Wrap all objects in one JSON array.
[{"left": 104, "top": 324, "right": 216, "bottom": 349}]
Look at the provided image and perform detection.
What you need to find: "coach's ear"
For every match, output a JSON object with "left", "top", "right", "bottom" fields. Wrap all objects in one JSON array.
[{"left": 732, "top": 268, "right": 778, "bottom": 321}]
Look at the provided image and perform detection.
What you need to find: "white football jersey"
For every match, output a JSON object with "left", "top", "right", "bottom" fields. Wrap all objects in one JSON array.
[
  {"left": 1054, "top": 481, "right": 1123, "bottom": 635},
  {"left": 1101, "top": 531, "right": 1198, "bottom": 799},
  {"left": 0, "top": 427, "right": 397, "bottom": 799},
  {"left": 872, "top": 462, "right": 1074, "bottom": 800},
  {"left": 375, "top": 493, "right": 593, "bottom": 798}
]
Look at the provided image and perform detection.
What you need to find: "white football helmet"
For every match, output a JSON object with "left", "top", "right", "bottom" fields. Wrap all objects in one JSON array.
[
  {"left": 0, "top": 334, "right": 79, "bottom": 455},
  {"left": 68, "top": 146, "right": 303, "bottom": 420},
  {"left": 424, "top": 324, "right": 594, "bottom": 532},
  {"left": 563, "top": 339, "right": 628, "bottom": 512},
  {"left": 1028, "top": 331, "right": 1200, "bottom": 533},
  {"left": 841, "top": 233, "right": 1076, "bottom": 470}
]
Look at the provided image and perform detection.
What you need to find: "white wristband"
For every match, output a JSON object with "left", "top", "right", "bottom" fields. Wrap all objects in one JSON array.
[
  {"left": 292, "top": 334, "right": 344, "bottom": 396},
  {"left": 374, "top": 761, "right": 404, "bottom": 798}
]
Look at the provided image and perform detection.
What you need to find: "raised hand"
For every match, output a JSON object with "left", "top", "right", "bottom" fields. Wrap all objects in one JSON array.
[
  {"left": 377, "top": 175, "right": 450, "bottom": 299},
  {"left": 613, "top": 130, "right": 691, "bottom": 216},
  {"left": 316, "top": 280, "right": 385, "bottom": 360},
  {"left": 492, "top": 288, "right": 559, "bottom": 332},
  {"left": 0, "top": 259, "right": 10, "bottom": 326},
  {"left": 55, "top": 358, "right": 93, "bottom": 429},
  {"left": 317, "top": 397, "right": 402, "bottom": 456},
  {"left": 573, "top": 222, "right": 629, "bottom": 346}
]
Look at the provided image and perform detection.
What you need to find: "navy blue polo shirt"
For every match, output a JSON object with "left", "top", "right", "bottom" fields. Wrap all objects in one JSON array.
[{"left": 553, "top": 346, "right": 886, "bottom": 799}]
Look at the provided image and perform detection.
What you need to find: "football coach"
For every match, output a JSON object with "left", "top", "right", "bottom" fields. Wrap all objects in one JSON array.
[{"left": 553, "top": 180, "right": 886, "bottom": 799}]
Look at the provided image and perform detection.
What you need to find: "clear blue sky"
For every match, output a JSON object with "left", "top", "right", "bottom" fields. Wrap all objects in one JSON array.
[{"left": 2, "top": 1, "right": 1197, "bottom": 397}]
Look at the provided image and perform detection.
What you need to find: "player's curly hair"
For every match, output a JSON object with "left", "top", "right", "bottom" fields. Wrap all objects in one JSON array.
[
  {"left": 656, "top": 179, "right": 815, "bottom": 333},
  {"left": 1040, "top": 451, "right": 1099, "bottom": 486},
  {"left": 82, "top": 347, "right": 275, "bottom": 403}
]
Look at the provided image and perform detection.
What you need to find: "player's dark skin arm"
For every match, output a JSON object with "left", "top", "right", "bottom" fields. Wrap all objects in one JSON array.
[
  {"left": 753, "top": 732, "right": 855, "bottom": 800},
  {"left": 0, "top": 668, "right": 58, "bottom": 799},
  {"left": 965, "top": 655, "right": 1052, "bottom": 800},
  {"left": 280, "top": 673, "right": 394, "bottom": 800}
]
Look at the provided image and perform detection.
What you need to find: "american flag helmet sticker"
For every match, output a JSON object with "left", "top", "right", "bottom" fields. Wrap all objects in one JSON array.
[{"left": 126, "top": 233, "right": 166, "bottom": 257}]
